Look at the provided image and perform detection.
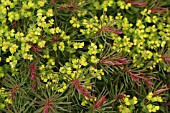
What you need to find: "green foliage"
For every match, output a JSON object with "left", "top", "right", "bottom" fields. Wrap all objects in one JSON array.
[{"left": 0, "top": 0, "right": 170, "bottom": 112}]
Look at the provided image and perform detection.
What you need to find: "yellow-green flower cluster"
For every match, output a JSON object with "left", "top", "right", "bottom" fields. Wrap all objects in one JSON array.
[
  {"left": 121, "top": 17, "right": 133, "bottom": 31},
  {"left": 39, "top": 63, "right": 60, "bottom": 91},
  {"left": 59, "top": 62, "right": 82, "bottom": 81},
  {"left": 89, "top": 66, "right": 104, "bottom": 80},
  {"left": 8, "top": 11, "right": 20, "bottom": 22},
  {"left": 0, "top": 4, "right": 7, "bottom": 23},
  {"left": 0, "top": 87, "right": 11, "bottom": 110},
  {"left": 59, "top": 56, "right": 88, "bottom": 79},
  {"left": 87, "top": 43, "right": 100, "bottom": 64},
  {"left": 112, "top": 35, "right": 133, "bottom": 53},
  {"left": 117, "top": 0, "right": 131, "bottom": 10},
  {"left": 141, "top": 8, "right": 152, "bottom": 16},
  {"left": 88, "top": 43, "right": 99, "bottom": 55},
  {"left": 73, "top": 42, "right": 84, "bottom": 49},
  {"left": 142, "top": 92, "right": 163, "bottom": 113},
  {"left": 70, "top": 17, "right": 80, "bottom": 28},
  {"left": 101, "top": 0, "right": 114, "bottom": 11},
  {"left": 80, "top": 16, "right": 100, "bottom": 35},
  {"left": 92, "top": 0, "right": 114, "bottom": 11},
  {"left": 81, "top": 96, "right": 97, "bottom": 106},
  {"left": 118, "top": 105, "right": 132, "bottom": 113},
  {"left": 2, "top": 41, "right": 10, "bottom": 52},
  {"left": 118, "top": 94, "right": 138, "bottom": 113},
  {"left": 146, "top": 104, "right": 160, "bottom": 113},
  {"left": 77, "top": 10, "right": 87, "bottom": 17},
  {"left": 58, "top": 42, "right": 65, "bottom": 52},
  {"left": 113, "top": 14, "right": 169, "bottom": 69},
  {"left": 146, "top": 92, "right": 163, "bottom": 102},
  {"left": 90, "top": 55, "right": 100, "bottom": 64},
  {"left": 72, "top": 55, "right": 88, "bottom": 68},
  {"left": 60, "top": 31, "right": 70, "bottom": 40},
  {"left": 58, "top": 82, "right": 67, "bottom": 93},
  {"left": 123, "top": 95, "right": 138, "bottom": 106}
]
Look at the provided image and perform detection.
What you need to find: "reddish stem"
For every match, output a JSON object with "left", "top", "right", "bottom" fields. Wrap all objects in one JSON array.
[
  {"left": 161, "top": 56, "right": 170, "bottom": 63},
  {"left": 31, "top": 81, "right": 37, "bottom": 91},
  {"left": 11, "top": 85, "right": 19, "bottom": 100},
  {"left": 59, "top": 4, "right": 76, "bottom": 11},
  {"left": 116, "top": 93, "right": 125, "bottom": 99},
  {"left": 94, "top": 96, "right": 107, "bottom": 109},
  {"left": 43, "top": 100, "right": 51, "bottom": 113},
  {"left": 11, "top": 21, "right": 17, "bottom": 27},
  {"left": 151, "top": 8, "right": 168, "bottom": 13},
  {"left": 97, "top": 28, "right": 123, "bottom": 34},
  {"left": 30, "top": 43, "right": 41, "bottom": 52},
  {"left": 124, "top": 68, "right": 155, "bottom": 86},
  {"left": 71, "top": 80, "right": 91, "bottom": 98},
  {"left": 124, "top": 68, "right": 141, "bottom": 84},
  {"left": 51, "top": 37, "right": 60, "bottom": 42},
  {"left": 125, "top": 0, "right": 147, "bottom": 6},
  {"left": 52, "top": 0, "right": 57, "bottom": 8},
  {"left": 100, "top": 57, "right": 130, "bottom": 66},
  {"left": 29, "top": 63, "right": 37, "bottom": 81}
]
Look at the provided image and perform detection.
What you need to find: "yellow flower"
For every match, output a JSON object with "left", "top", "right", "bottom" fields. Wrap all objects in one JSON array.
[
  {"left": 58, "top": 42, "right": 65, "bottom": 52},
  {"left": 81, "top": 100, "right": 88, "bottom": 106},
  {"left": 155, "top": 106, "right": 160, "bottom": 110},
  {"left": 9, "top": 44, "right": 18, "bottom": 54},
  {"left": 80, "top": 59, "right": 88, "bottom": 66},
  {"left": 37, "top": 9, "right": 44, "bottom": 16},
  {"left": 58, "top": 82, "right": 67, "bottom": 92},
  {"left": 0, "top": 103, "right": 5, "bottom": 109},
  {"left": 90, "top": 56, "right": 99, "bottom": 64},
  {"left": 46, "top": 9, "right": 53, "bottom": 17},
  {"left": 147, "top": 104, "right": 153, "bottom": 112},
  {"left": 2, "top": 41, "right": 10, "bottom": 52},
  {"left": 55, "top": 27, "right": 61, "bottom": 33},
  {"left": 5, "top": 98, "right": 12, "bottom": 104},
  {"left": 97, "top": 75, "right": 102, "bottom": 80},
  {"left": 38, "top": 40, "right": 46, "bottom": 48},
  {"left": 133, "top": 96, "right": 138, "bottom": 104},
  {"left": 73, "top": 42, "right": 78, "bottom": 49},
  {"left": 146, "top": 92, "right": 153, "bottom": 100}
]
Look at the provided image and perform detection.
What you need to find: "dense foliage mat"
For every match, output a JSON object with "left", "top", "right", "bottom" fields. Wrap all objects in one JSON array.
[{"left": 0, "top": 0, "right": 170, "bottom": 113}]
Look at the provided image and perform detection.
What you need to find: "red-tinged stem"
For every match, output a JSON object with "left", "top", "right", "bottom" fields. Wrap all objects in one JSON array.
[
  {"left": 31, "top": 81, "right": 37, "bottom": 91},
  {"left": 130, "top": 1, "right": 147, "bottom": 6},
  {"left": 30, "top": 43, "right": 41, "bottom": 52},
  {"left": 97, "top": 28, "right": 123, "bottom": 34},
  {"left": 11, "top": 85, "right": 19, "bottom": 100},
  {"left": 96, "top": 28, "right": 103, "bottom": 34},
  {"left": 124, "top": 68, "right": 155, "bottom": 86},
  {"left": 100, "top": 57, "right": 130, "bottom": 66},
  {"left": 94, "top": 96, "right": 107, "bottom": 109},
  {"left": 71, "top": 80, "right": 91, "bottom": 98},
  {"left": 103, "top": 28, "right": 123, "bottom": 34},
  {"left": 100, "top": 59, "right": 123, "bottom": 66},
  {"left": 125, "top": 0, "right": 147, "bottom": 6},
  {"left": 123, "top": 68, "right": 141, "bottom": 83},
  {"left": 153, "top": 85, "right": 170, "bottom": 96},
  {"left": 52, "top": 0, "right": 57, "bottom": 8},
  {"left": 151, "top": 8, "right": 168, "bottom": 13},
  {"left": 44, "top": 100, "right": 51, "bottom": 113},
  {"left": 59, "top": 4, "right": 75, "bottom": 11},
  {"left": 140, "top": 74, "right": 155, "bottom": 86},
  {"left": 51, "top": 37, "right": 60, "bottom": 42},
  {"left": 116, "top": 93, "right": 124, "bottom": 99},
  {"left": 29, "top": 63, "right": 36, "bottom": 81},
  {"left": 161, "top": 56, "right": 170, "bottom": 63},
  {"left": 11, "top": 21, "right": 17, "bottom": 27}
]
